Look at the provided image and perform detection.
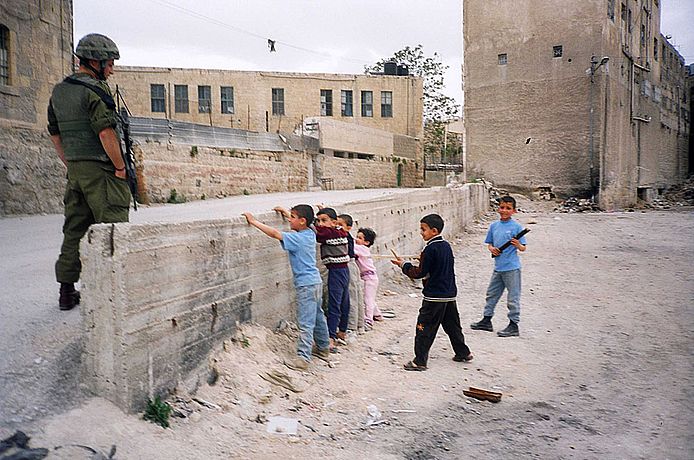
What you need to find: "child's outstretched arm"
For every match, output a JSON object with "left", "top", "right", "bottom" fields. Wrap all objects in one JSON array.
[
  {"left": 242, "top": 212, "right": 282, "bottom": 241},
  {"left": 272, "top": 206, "right": 291, "bottom": 219}
]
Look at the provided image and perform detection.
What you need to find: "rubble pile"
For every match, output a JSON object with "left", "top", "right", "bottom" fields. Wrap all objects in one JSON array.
[
  {"left": 554, "top": 197, "right": 600, "bottom": 213},
  {"left": 649, "top": 178, "right": 694, "bottom": 208}
]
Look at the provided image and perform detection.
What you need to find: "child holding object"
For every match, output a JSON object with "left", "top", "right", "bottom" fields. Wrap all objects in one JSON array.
[
  {"left": 391, "top": 214, "right": 472, "bottom": 371},
  {"left": 242, "top": 205, "right": 330, "bottom": 371}
]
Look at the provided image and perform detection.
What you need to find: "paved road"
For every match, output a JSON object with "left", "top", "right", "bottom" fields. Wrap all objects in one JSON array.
[{"left": 0, "top": 188, "right": 416, "bottom": 430}]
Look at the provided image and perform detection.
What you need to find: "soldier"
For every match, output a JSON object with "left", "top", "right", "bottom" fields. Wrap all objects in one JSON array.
[{"left": 47, "top": 33, "right": 131, "bottom": 310}]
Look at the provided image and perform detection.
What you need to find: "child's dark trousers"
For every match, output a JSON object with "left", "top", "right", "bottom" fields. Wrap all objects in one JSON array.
[{"left": 413, "top": 299, "right": 470, "bottom": 366}]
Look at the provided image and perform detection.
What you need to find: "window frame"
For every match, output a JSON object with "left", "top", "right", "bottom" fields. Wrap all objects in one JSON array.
[
  {"left": 0, "top": 25, "right": 9, "bottom": 86},
  {"left": 498, "top": 53, "right": 508, "bottom": 65},
  {"left": 150, "top": 84, "right": 166, "bottom": 113},
  {"left": 272, "top": 88, "right": 285, "bottom": 116},
  {"left": 174, "top": 84, "right": 189, "bottom": 113},
  {"left": 220, "top": 86, "right": 234, "bottom": 114},
  {"left": 320, "top": 89, "right": 333, "bottom": 116},
  {"left": 341, "top": 90, "right": 353, "bottom": 117},
  {"left": 380, "top": 91, "right": 393, "bottom": 118},
  {"left": 198, "top": 85, "right": 211, "bottom": 113},
  {"left": 361, "top": 90, "right": 373, "bottom": 117}
]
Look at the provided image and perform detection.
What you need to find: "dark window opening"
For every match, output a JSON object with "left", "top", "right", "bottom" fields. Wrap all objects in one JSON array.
[
  {"left": 272, "top": 88, "right": 285, "bottom": 115},
  {"left": 381, "top": 91, "right": 393, "bottom": 118},
  {"left": 498, "top": 53, "right": 508, "bottom": 65},
  {"left": 341, "top": 90, "right": 353, "bottom": 117},
  {"left": 361, "top": 90, "right": 373, "bottom": 117},
  {"left": 150, "top": 84, "right": 165, "bottom": 113},
  {"left": 320, "top": 89, "right": 333, "bottom": 116},
  {"left": 174, "top": 85, "right": 188, "bottom": 113},
  {"left": 220, "top": 86, "right": 234, "bottom": 114},
  {"left": 553, "top": 45, "right": 563, "bottom": 58},
  {"left": 0, "top": 25, "right": 9, "bottom": 85}
]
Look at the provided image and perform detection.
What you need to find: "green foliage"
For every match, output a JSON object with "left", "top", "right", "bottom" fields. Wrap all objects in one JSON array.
[
  {"left": 143, "top": 395, "right": 172, "bottom": 428},
  {"left": 190, "top": 146, "right": 198, "bottom": 158},
  {"left": 167, "top": 189, "right": 186, "bottom": 204}
]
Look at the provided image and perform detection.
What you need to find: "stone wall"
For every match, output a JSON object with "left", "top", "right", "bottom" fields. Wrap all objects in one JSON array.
[
  {"left": 80, "top": 184, "right": 489, "bottom": 412},
  {"left": 0, "top": 122, "right": 66, "bottom": 215},
  {"left": 137, "top": 142, "right": 310, "bottom": 203},
  {"left": 318, "top": 155, "right": 420, "bottom": 189}
]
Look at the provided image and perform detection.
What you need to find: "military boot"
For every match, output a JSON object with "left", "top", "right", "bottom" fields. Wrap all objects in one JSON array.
[
  {"left": 497, "top": 321, "right": 519, "bottom": 337},
  {"left": 59, "top": 282, "right": 80, "bottom": 311},
  {"left": 470, "top": 316, "right": 493, "bottom": 332}
]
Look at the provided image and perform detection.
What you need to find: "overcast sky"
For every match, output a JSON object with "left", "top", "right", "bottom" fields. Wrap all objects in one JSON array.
[{"left": 74, "top": 0, "right": 693, "bottom": 115}]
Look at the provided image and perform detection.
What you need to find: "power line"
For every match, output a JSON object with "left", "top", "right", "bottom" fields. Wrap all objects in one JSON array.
[{"left": 145, "top": 0, "right": 373, "bottom": 65}]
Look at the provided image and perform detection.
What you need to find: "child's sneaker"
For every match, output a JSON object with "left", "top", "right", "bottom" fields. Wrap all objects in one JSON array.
[
  {"left": 311, "top": 346, "right": 331, "bottom": 362},
  {"left": 284, "top": 356, "right": 309, "bottom": 371}
]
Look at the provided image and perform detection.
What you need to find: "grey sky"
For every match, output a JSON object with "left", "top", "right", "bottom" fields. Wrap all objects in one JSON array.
[{"left": 74, "top": 0, "right": 693, "bottom": 114}]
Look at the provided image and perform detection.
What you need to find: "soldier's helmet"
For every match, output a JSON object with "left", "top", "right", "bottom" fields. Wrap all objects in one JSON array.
[{"left": 75, "top": 34, "right": 120, "bottom": 61}]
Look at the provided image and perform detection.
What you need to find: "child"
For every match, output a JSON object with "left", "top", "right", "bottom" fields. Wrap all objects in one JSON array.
[
  {"left": 391, "top": 214, "right": 472, "bottom": 371},
  {"left": 470, "top": 195, "right": 527, "bottom": 337},
  {"left": 314, "top": 208, "right": 350, "bottom": 351},
  {"left": 354, "top": 227, "right": 382, "bottom": 328},
  {"left": 337, "top": 213, "right": 365, "bottom": 335},
  {"left": 242, "top": 205, "right": 330, "bottom": 371}
]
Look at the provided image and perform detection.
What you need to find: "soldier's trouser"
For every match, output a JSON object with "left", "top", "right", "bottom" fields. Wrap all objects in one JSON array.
[{"left": 55, "top": 161, "right": 130, "bottom": 283}]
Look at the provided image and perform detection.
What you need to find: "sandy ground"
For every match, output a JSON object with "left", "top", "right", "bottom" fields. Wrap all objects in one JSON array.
[{"left": 3, "top": 199, "right": 693, "bottom": 459}]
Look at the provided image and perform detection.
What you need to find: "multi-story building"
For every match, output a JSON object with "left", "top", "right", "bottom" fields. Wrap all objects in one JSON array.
[
  {"left": 463, "top": 0, "right": 690, "bottom": 209},
  {"left": 110, "top": 67, "right": 423, "bottom": 140},
  {"left": 0, "top": 0, "right": 73, "bottom": 215}
]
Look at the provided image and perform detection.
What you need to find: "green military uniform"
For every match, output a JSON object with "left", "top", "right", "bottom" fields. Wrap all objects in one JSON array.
[{"left": 48, "top": 36, "right": 130, "bottom": 287}]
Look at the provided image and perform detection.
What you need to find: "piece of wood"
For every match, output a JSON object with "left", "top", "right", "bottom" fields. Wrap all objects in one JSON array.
[{"left": 463, "top": 386, "right": 502, "bottom": 403}]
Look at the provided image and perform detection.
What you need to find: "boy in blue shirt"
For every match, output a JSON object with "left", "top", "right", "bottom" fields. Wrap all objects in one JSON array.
[
  {"left": 242, "top": 204, "right": 330, "bottom": 371},
  {"left": 470, "top": 196, "right": 527, "bottom": 337}
]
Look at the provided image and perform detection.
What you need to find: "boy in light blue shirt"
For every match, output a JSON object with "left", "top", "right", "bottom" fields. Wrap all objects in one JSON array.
[
  {"left": 470, "top": 196, "right": 527, "bottom": 337},
  {"left": 242, "top": 204, "right": 330, "bottom": 371}
]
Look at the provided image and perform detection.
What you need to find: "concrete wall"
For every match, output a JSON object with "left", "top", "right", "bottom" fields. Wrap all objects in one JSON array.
[
  {"left": 110, "top": 67, "right": 424, "bottom": 139},
  {"left": 0, "top": 0, "right": 73, "bottom": 216},
  {"left": 80, "top": 184, "right": 489, "bottom": 412}
]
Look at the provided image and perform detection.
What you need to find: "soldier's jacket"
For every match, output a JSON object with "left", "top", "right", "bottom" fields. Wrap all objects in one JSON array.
[{"left": 47, "top": 72, "right": 120, "bottom": 162}]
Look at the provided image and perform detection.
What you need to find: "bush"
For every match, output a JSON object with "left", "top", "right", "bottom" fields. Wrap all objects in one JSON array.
[{"left": 143, "top": 395, "right": 172, "bottom": 428}]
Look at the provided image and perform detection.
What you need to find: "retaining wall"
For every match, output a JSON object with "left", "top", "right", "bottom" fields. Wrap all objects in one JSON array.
[{"left": 80, "top": 184, "right": 488, "bottom": 412}]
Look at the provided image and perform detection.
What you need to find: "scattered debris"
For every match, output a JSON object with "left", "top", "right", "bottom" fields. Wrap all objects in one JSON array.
[
  {"left": 258, "top": 370, "right": 305, "bottom": 393},
  {"left": 193, "top": 397, "right": 221, "bottom": 411},
  {"left": 266, "top": 416, "right": 298, "bottom": 435},
  {"left": 53, "top": 444, "right": 117, "bottom": 460},
  {"left": 365, "top": 404, "right": 385, "bottom": 426},
  {"left": 646, "top": 178, "right": 694, "bottom": 208},
  {"left": 554, "top": 197, "right": 600, "bottom": 213},
  {"left": 463, "top": 387, "right": 503, "bottom": 403},
  {"left": 391, "top": 409, "right": 416, "bottom": 413}
]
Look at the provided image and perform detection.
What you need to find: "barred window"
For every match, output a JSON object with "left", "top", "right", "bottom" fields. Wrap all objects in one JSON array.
[
  {"left": 498, "top": 53, "right": 508, "bottom": 65},
  {"left": 553, "top": 45, "right": 563, "bottom": 58},
  {"left": 361, "top": 90, "right": 373, "bottom": 117},
  {"left": 174, "top": 85, "right": 188, "bottom": 113},
  {"left": 320, "top": 89, "right": 333, "bottom": 116},
  {"left": 272, "top": 88, "right": 285, "bottom": 115},
  {"left": 380, "top": 91, "right": 392, "bottom": 118},
  {"left": 198, "top": 85, "right": 211, "bottom": 113},
  {"left": 341, "top": 90, "right": 353, "bottom": 117},
  {"left": 0, "top": 25, "right": 9, "bottom": 85},
  {"left": 150, "top": 84, "right": 165, "bottom": 113},
  {"left": 220, "top": 86, "right": 234, "bottom": 114}
]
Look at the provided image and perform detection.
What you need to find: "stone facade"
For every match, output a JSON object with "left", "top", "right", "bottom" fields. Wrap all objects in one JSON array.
[
  {"left": 110, "top": 67, "right": 424, "bottom": 139},
  {"left": 80, "top": 184, "right": 489, "bottom": 412},
  {"left": 0, "top": 0, "right": 73, "bottom": 215},
  {"left": 463, "top": 0, "right": 690, "bottom": 209}
]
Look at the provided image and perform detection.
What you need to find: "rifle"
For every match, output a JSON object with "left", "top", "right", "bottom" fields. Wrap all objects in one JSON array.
[
  {"left": 492, "top": 228, "right": 530, "bottom": 258},
  {"left": 115, "top": 86, "right": 139, "bottom": 210}
]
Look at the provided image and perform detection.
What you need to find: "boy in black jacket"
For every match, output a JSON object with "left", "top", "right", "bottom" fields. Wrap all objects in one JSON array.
[{"left": 392, "top": 214, "right": 472, "bottom": 371}]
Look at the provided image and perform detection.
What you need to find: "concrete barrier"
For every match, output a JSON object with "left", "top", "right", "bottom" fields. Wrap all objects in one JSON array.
[{"left": 80, "top": 184, "right": 488, "bottom": 412}]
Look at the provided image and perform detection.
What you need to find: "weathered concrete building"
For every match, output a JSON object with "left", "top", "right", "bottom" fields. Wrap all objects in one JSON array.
[
  {"left": 463, "top": 0, "right": 690, "bottom": 209},
  {"left": 0, "top": 0, "right": 73, "bottom": 215}
]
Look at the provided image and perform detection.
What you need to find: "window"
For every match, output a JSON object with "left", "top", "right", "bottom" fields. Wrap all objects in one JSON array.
[
  {"left": 498, "top": 53, "right": 508, "bottom": 65},
  {"left": 654, "top": 38, "right": 658, "bottom": 61},
  {"left": 174, "top": 85, "right": 188, "bottom": 113},
  {"left": 220, "top": 86, "right": 234, "bottom": 114},
  {"left": 361, "top": 90, "right": 373, "bottom": 117},
  {"left": 608, "top": 0, "right": 615, "bottom": 21},
  {"left": 320, "top": 89, "right": 333, "bottom": 116},
  {"left": 380, "top": 91, "right": 392, "bottom": 118},
  {"left": 640, "top": 24, "right": 646, "bottom": 47},
  {"left": 553, "top": 45, "right": 563, "bottom": 58},
  {"left": 150, "top": 84, "right": 165, "bottom": 113},
  {"left": 198, "top": 85, "right": 211, "bottom": 113},
  {"left": 0, "top": 25, "right": 9, "bottom": 85},
  {"left": 341, "top": 90, "right": 353, "bottom": 117},
  {"left": 272, "top": 88, "right": 285, "bottom": 115}
]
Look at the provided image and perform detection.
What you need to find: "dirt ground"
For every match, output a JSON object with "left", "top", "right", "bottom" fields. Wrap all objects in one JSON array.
[{"left": 6, "top": 199, "right": 693, "bottom": 460}]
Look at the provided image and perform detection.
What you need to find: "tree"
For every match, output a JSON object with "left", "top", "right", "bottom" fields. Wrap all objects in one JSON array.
[{"left": 365, "top": 45, "right": 461, "bottom": 165}]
